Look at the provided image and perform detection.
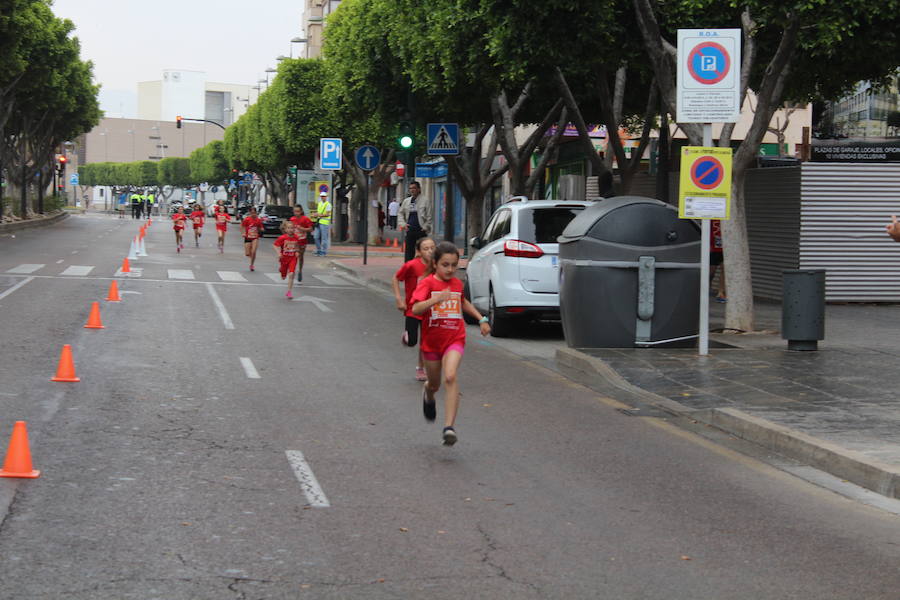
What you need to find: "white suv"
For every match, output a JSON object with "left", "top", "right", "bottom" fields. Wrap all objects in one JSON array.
[{"left": 465, "top": 198, "right": 590, "bottom": 337}]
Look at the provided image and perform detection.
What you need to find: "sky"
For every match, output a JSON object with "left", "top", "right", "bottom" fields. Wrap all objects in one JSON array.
[{"left": 51, "top": 0, "right": 307, "bottom": 118}]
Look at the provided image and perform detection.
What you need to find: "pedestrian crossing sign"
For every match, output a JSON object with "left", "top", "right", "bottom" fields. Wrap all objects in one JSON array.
[{"left": 426, "top": 123, "right": 459, "bottom": 156}]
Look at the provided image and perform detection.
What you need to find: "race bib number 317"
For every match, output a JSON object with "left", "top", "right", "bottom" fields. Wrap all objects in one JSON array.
[{"left": 431, "top": 291, "right": 462, "bottom": 320}]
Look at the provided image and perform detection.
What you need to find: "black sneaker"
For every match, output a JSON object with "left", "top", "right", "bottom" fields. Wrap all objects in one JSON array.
[
  {"left": 442, "top": 427, "right": 457, "bottom": 446},
  {"left": 296, "top": 270, "right": 303, "bottom": 283},
  {"left": 422, "top": 387, "right": 436, "bottom": 422}
]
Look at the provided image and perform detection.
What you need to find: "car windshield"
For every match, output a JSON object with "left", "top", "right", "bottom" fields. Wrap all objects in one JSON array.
[
  {"left": 517, "top": 207, "right": 584, "bottom": 244},
  {"left": 265, "top": 206, "right": 293, "bottom": 218}
]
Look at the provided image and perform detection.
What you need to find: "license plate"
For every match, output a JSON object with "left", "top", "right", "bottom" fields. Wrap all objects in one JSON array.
[{"left": 551, "top": 256, "right": 558, "bottom": 267}]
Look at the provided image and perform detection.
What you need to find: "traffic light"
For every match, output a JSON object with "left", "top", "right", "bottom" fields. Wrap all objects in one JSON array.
[
  {"left": 176, "top": 115, "right": 183, "bottom": 129},
  {"left": 397, "top": 121, "right": 413, "bottom": 150},
  {"left": 56, "top": 155, "right": 67, "bottom": 173}
]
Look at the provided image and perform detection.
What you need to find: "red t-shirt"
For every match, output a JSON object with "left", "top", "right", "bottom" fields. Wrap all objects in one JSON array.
[
  {"left": 242, "top": 216, "right": 263, "bottom": 239},
  {"left": 274, "top": 233, "right": 301, "bottom": 256},
  {"left": 215, "top": 212, "right": 230, "bottom": 230},
  {"left": 172, "top": 213, "right": 187, "bottom": 230},
  {"left": 395, "top": 258, "right": 428, "bottom": 318},
  {"left": 289, "top": 215, "right": 314, "bottom": 244},
  {"left": 189, "top": 211, "right": 205, "bottom": 228},
  {"left": 411, "top": 275, "right": 466, "bottom": 352},
  {"left": 711, "top": 219, "right": 723, "bottom": 252}
]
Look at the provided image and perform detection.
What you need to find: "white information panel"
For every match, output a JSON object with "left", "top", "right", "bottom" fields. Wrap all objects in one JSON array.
[{"left": 677, "top": 29, "right": 741, "bottom": 123}]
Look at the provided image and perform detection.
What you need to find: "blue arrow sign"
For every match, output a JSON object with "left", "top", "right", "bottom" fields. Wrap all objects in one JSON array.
[
  {"left": 426, "top": 123, "right": 459, "bottom": 155},
  {"left": 355, "top": 145, "right": 381, "bottom": 171},
  {"left": 320, "top": 138, "right": 343, "bottom": 170}
]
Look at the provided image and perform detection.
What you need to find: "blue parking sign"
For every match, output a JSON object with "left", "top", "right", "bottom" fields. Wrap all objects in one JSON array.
[{"left": 320, "top": 138, "right": 343, "bottom": 170}]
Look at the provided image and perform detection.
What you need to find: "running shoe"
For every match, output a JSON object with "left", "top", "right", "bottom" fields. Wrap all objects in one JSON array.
[
  {"left": 415, "top": 367, "right": 426, "bottom": 381},
  {"left": 195, "top": 241, "right": 199, "bottom": 247},
  {"left": 176, "top": 245, "right": 180, "bottom": 253},
  {"left": 250, "top": 264, "right": 255, "bottom": 271},
  {"left": 286, "top": 290, "right": 293, "bottom": 299},
  {"left": 442, "top": 427, "right": 457, "bottom": 446},
  {"left": 401, "top": 330, "right": 409, "bottom": 346},
  {"left": 296, "top": 271, "right": 303, "bottom": 283},
  {"left": 422, "top": 387, "right": 436, "bottom": 422}
]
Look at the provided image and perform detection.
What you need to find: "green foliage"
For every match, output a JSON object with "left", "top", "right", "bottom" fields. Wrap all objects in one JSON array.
[
  {"left": 190, "top": 140, "right": 229, "bottom": 183},
  {"left": 156, "top": 158, "right": 191, "bottom": 187}
]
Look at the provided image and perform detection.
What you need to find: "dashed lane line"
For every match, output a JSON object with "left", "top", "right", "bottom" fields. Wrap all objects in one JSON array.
[
  {"left": 239, "top": 357, "right": 260, "bottom": 379},
  {"left": 0, "top": 277, "right": 34, "bottom": 301},
  {"left": 285, "top": 450, "right": 330, "bottom": 508},
  {"left": 205, "top": 282, "right": 234, "bottom": 330}
]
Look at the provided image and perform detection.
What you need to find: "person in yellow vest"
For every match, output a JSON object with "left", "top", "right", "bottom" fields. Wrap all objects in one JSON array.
[
  {"left": 147, "top": 192, "right": 155, "bottom": 218},
  {"left": 312, "top": 191, "right": 332, "bottom": 256},
  {"left": 130, "top": 192, "right": 142, "bottom": 219}
]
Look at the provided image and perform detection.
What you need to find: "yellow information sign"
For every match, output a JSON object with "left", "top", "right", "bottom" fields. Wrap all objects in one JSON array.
[{"left": 678, "top": 146, "right": 732, "bottom": 219}]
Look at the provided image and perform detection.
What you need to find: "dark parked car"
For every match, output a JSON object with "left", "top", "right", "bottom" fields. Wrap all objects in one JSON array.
[{"left": 259, "top": 205, "right": 294, "bottom": 237}]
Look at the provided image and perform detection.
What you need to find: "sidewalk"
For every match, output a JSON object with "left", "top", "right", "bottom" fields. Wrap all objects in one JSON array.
[{"left": 330, "top": 245, "right": 900, "bottom": 500}]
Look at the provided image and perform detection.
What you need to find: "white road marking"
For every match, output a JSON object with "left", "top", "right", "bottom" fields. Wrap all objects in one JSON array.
[
  {"left": 60, "top": 265, "right": 94, "bottom": 277},
  {"left": 56, "top": 260, "right": 64, "bottom": 264},
  {"left": 205, "top": 283, "right": 234, "bottom": 329},
  {"left": 217, "top": 271, "right": 247, "bottom": 282},
  {"left": 115, "top": 268, "right": 143, "bottom": 277},
  {"left": 312, "top": 274, "right": 349, "bottom": 286},
  {"left": 0, "top": 277, "right": 34, "bottom": 301},
  {"left": 168, "top": 269, "right": 195, "bottom": 280},
  {"left": 285, "top": 451, "right": 330, "bottom": 508},
  {"left": 71, "top": 250, "right": 79, "bottom": 255},
  {"left": 265, "top": 272, "right": 285, "bottom": 283},
  {"left": 6, "top": 264, "right": 44, "bottom": 274},
  {"left": 296, "top": 295, "right": 334, "bottom": 312},
  {"left": 239, "top": 357, "right": 260, "bottom": 379}
]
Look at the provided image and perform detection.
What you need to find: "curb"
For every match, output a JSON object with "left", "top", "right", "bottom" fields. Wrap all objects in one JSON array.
[
  {"left": 328, "top": 261, "right": 394, "bottom": 295},
  {"left": 0, "top": 211, "right": 69, "bottom": 234},
  {"left": 556, "top": 346, "right": 900, "bottom": 500}
]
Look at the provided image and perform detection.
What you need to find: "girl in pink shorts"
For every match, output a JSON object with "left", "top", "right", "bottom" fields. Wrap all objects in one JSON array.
[{"left": 411, "top": 241, "right": 491, "bottom": 446}]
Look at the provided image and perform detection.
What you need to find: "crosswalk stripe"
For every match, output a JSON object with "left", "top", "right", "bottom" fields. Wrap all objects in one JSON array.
[
  {"left": 312, "top": 274, "right": 347, "bottom": 286},
  {"left": 6, "top": 264, "right": 44, "bottom": 274},
  {"left": 168, "top": 269, "right": 195, "bottom": 280},
  {"left": 60, "top": 265, "right": 94, "bottom": 277},
  {"left": 217, "top": 271, "right": 247, "bottom": 282},
  {"left": 115, "top": 268, "right": 143, "bottom": 277},
  {"left": 265, "top": 272, "right": 285, "bottom": 283}
]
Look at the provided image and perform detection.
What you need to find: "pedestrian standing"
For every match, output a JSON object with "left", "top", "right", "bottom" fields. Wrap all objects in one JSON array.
[
  {"left": 411, "top": 241, "right": 491, "bottom": 446},
  {"left": 274, "top": 221, "right": 301, "bottom": 299},
  {"left": 313, "top": 191, "right": 332, "bottom": 256},
  {"left": 131, "top": 192, "right": 141, "bottom": 219},
  {"left": 398, "top": 181, "right": 433, "bottom": 262},
  {"left": 241, "top": 205, "right": 264, "bottom": 271},
  {"left": 392, "top": 237, "right": 436, "bottom": 382},
  {"left": 214, "top": 203, "right": 231, "bottom": 253},
  {"left": 189, "top": 205, "right": 205, "bottom": 247},
  {"left": 710, "top": 219, "right": 726, "bottom": 302},
  {"left": 172, "top": 206, "right": 187, "bottom": 253},
  {"left": 388, "top": 197, "right": 399, "bottom": 230},
  {"left": 289, "top": 205, "right": 315, "bottom": 282}
]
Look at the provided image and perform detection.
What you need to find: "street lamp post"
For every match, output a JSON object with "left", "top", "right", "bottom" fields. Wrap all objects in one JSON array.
[{"left": 290, "top": 37, "right": 307, "bottom": 58}]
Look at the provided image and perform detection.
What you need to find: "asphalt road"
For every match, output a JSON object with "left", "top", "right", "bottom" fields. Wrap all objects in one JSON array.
[{"left": 0, "top": 213, "right": 898, "bottom": 599}]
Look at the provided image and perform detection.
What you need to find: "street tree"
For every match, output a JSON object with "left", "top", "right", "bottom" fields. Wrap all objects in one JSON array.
[{"left": 633, "top": 0, "right": 900, "bottom": 332}]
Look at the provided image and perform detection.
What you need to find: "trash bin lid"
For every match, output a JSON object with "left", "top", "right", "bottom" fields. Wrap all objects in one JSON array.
[{"left": 558, "top": 196, "right": 694, "bottom": 245}]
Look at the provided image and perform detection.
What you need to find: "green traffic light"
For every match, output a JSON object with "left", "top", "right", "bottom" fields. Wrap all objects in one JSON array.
[{"left": 399, "top": 135, "right": 413, "bottom": 149}]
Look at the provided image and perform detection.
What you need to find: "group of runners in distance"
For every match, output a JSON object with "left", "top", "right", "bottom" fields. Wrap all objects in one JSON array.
[
  {"left": 392, "top": 235, "right": 492, "bottom": 446},
  {"left": 170, "top": 199, "right": 315, "bottom": 300}
]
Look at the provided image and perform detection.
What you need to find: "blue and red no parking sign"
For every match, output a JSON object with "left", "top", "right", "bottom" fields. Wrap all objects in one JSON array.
[
  {"left": 679, "top": 146, "right": 732, "bottom": 219},
  {"left": 689, "top": 155, "right": 725, "bottom": 190},
  {"left": 687, "top": 42, "right": 731, "bottom": 85}
]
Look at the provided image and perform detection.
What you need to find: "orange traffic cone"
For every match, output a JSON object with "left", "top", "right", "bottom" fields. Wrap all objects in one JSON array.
[
  {"left": 84, "top": 301, "right": 105, "bottom": 329},
  {"left": 0, "top": 421, "right": 40, "bottom": 478},
  {"left": 121, "top": 257, "right": 131, "bottom": 273},
  {"left": 106, "top": 280, "right": 121, "bottom": 302},
  {"left": 51, "top": 344, "right": 80, "bottom": 382},
  {"left": 392, "top": 237, "right": 399, "bottom": 248}
]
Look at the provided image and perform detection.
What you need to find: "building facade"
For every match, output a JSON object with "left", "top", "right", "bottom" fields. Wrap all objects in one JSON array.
[
  {"left": 827, "top": 78, "right": 900, "bottom": 138},
  {"left": 78, "top": 117, "right": 225, "bottom": 165},
  {"left": 137, "top": 70, "right": 253, "bottom": 127}
]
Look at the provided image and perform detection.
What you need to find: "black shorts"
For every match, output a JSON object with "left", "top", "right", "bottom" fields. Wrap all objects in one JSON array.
[
  {"left": 244, "top": 237, "right": 259, "bottom": 244},
  {"left": 710, "top": 252, "right": 723, "bottom": 266},
  {"left": 404, "top": 316, "right": 421, "bottom": 347}
]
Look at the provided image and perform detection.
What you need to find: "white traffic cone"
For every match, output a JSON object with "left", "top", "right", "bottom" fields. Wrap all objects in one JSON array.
[
  {"left": 128, "top": 237, "right": 138, "bottom": 260},
  {"left": 138, "top": 236, "right": 147, "bottom": 257}
]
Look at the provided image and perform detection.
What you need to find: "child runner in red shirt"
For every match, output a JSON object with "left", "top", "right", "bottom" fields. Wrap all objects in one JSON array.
[
  {"left": 189, "top": 206, "right": 205, "bottom": 248},
  {"left": 289, "top": 205, "right": 315, "bottom": 283},
  {"left": 214, "top": 206, "right": 230, "bottom": 253},
  {"left": 392, "top": 236, "right": 435, "bottom": 381},
  {"left": 171, "top": 207, "right": 187, "bottom": 252},
  {"left": 241, "top": 205, "right": 264, "bottom": 271},
  {"left": 411, "top": 241, "right": 490, "bottom": 446},
  {"left": 273, "top": 221, "right": 301, "bottom": 299}
]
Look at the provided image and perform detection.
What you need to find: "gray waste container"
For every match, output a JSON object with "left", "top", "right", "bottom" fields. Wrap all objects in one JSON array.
[
  {"left": 782, "top": 269, "right": 825, "bottom": 351},
  {"left": 558, "top": 196, "right": 701, "bottom": 348}
]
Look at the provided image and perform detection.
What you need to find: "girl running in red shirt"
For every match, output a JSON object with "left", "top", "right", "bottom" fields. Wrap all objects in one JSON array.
[
  {"left": 189, "top": 206, "right": 205, "bottom": 247},
  {"left": 273, "top": 221, "right": 301, "bottom": 299},
  {"left": 171, "top": 206, "right": 187, "bottom": 252},
  {"left": 289, "top": 205, "right": 315, "bottom": 283},
  {"left": 392, "top": 236, "right": 435, "bottom": 381},
  {"left": 241, "top": 205, "right": 264, "bottom": 271},
  {"left": 214, "top": 204, "right": 230, "bottom": 253},
  {"left": 411, "top": 241, "right": 490, "bottom": 446}
]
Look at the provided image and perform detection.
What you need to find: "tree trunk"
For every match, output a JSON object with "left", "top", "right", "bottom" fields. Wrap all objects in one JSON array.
[{"left": 722, "top": 166, "right": 753, "bottom": 331}]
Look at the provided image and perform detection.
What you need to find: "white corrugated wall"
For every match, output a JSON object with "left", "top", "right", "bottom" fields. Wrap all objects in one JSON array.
[{"left": 800, "top": 163, "right": 900, "bottom": 301}]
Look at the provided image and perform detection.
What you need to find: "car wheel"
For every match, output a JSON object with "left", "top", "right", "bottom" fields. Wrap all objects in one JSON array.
[
  {"left": 463, "top": 279, "right": 478, "bottom": 325},
  {"left": 489, "top": 286, "right": 513, "bottom": 338}
]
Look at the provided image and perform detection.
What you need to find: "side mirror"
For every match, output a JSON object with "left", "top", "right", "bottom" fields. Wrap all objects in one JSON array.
[{"left": 470, "top": 236, "right": 483, "bottom": 249}]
